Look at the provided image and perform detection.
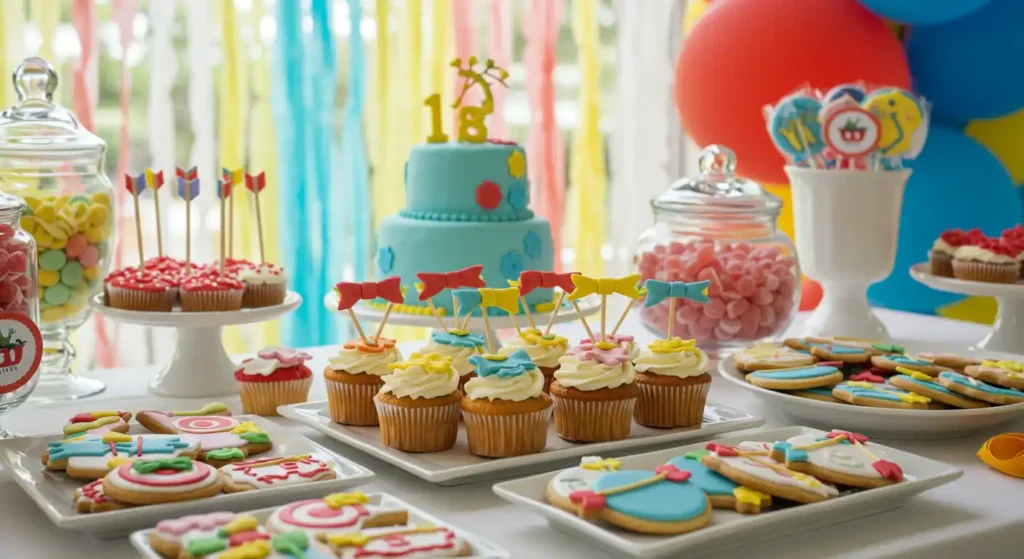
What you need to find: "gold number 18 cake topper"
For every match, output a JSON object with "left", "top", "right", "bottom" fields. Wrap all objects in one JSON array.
[{"left": 424, "top": 56, "right": 509, "bottom": 144}]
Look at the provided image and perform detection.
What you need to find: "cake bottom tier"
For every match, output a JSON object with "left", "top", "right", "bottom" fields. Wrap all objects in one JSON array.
[{"left": 375, "top": 215, "right": 555, "bottom": 314}]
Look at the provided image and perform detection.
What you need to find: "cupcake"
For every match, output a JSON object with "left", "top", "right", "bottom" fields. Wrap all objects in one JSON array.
[
  {"left": 235, "top": 346, "right": 314, "bottom": 415},
  {"left": 1003, "top": 226, "right": 1024, "bottom": 277},
  {"left": 143, "top": 255, "right": 186, "bottom": 274},
  {"left": 180, "top": 272, "right": 244, "bottom": 311},
  {"left": 324, "top": 338, "right": 403, "bottom": 426},
  {"left": 952, "top": 239, "right": 1020, "bottom": 283},
  {"left": 497, "top": 329, "right": 568, "bottom": 393},
  {"left": 550, "top": 341, "right": 637, "bottom": 443},
  {"left": 461, "top": 349, "right": 552, "bottom": 457},
  {"left": 106, "top": 270, "right": 173, "bottom": 311},
  {"left": 582, "top": 334, "right": 639, "bottom": 362},
  {"left": 418, "top": 330, "right": 486, "bottom": 392},
  {"left": 374, "top": 352, "right": 462, "bottom": 452},
  {"left": 102, "top": 267, "right": 131, "bottom": 304},
  {"left": 240, "top": 263, "right": 288, "bottom": 308},
  {"left": 632, "top": 338, "right": 711, "bottom": 428},
  {"left": 928, "top": 228, "right": 982, "bottom": 277}
]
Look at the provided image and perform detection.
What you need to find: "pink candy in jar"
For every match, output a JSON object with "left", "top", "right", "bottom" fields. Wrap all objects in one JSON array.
[{"left": 0, "top": 218, "right": 37, "bottom": 320}]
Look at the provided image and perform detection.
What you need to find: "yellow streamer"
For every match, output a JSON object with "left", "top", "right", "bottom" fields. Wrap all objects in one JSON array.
[
  {"left": 569, "top": 0, "right": 606, "bottom": 276},
  {"left": 429, "top": 0, "right": 455, "bottom": 135},
  {"left": 33, "top": 1, "right": 60, "bottom": 62},
  {"left": 369, "top": 0, "right": 391, "bottom": 229},
  {"left": 0, "top": 0, "right": 26, "bottom": 109}
]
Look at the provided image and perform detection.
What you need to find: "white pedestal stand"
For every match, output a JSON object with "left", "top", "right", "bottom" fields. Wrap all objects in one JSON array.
[
  {"left": 322, "top": 293, "right": 601, "bottom": 347},
  {"left": 90, "top": 292, "right": 302, "bottom": 397},
  {"left": 910, "top": 263, "right": 1024, "bottom": 352},
  {"left": 786, "top": 167, "right": 912, "bottom": 341}
]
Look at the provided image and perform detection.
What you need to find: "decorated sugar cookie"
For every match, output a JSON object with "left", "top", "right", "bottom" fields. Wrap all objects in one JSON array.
[
  {"left": 63, "top": 411, "right": 132, "bottom": 440},
  {"left": 220, "top": 454, "right": 337, "bottom": 492},
  {"left": 562, "top": 466, "right": 712, "bottom": 535},
  {"left": 964, "top": 360, "right": 1024, "bottom": 390},
  {"left": 44, "top": 432, "right": 202, "bottom": 480},
  {"left": 745, "top": 364, "right": 843, "bottom": 390},
  {"left": 74, "top": 478, "right": 132, "bottom": 513},
  {"left": 153, "top": 513, "right": 335, "bottom": 559},
  {"left": 102, "top": 456, "right": 223, "bottom": 505},
  {"left": 890, "top": 368, "right": 989, "bottom": 409},
  {"left": 666, "top": 450, "right": 771, "bottom": 514},
  {"left": 700, "top": 441, "right": 839, "bottom": 503},
  {"left": 870, "top": 354, "right": 948, "bottom": 376},
  {"left": 915, "top": 352, "right": 982, "bottom": 371},
  {"left": 136, "top": 407, "right": 271, "bottom": 464},
  {"left": 546, "top": 456, "right": 623, "bottom": 513},
  {"left": 831, "top": 381, "right": 934, "bottom": 410},
  {"left": 320, "top": 525, "right": 474, "bottom": 558},
  {"left": 770, "top": 431, "right": 903, "bottom": 488},
  {"left": 789, "top": 386, "right": 846, "bottom": 403},
  {"left": 149, "top": 511, "right": 236, "bottom": 559},
  {"left": 938, "top": 371, "right": 1024, "bottom": 405},
  {"left": 807, "top": 343, "right": 872, "bottom": 364},
  {"left": 733, "top": 343, "right": 815, "bottom": 372},
  {"left": 782, "top": 338, "right": 812, "bottom": 351},
  {"left": 266, "top": 492, "right": 408, "bottom": 537}
]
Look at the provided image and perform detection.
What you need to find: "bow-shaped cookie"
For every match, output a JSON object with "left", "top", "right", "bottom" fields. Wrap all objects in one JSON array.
[
  {"left": 131, "top": 456, "right": 195, "bottom": 473},
  {"left": 415, "top": 265, "right": 485, "bottom": 300},
  {"left": 568, "top": 274, "right": 641, "bottom": 300},
  {"left": 335, "top": 276, "right": 403, "bottom": 310},
  {"left": 643, "top": 279, "right": 711, "bottom": 307}
]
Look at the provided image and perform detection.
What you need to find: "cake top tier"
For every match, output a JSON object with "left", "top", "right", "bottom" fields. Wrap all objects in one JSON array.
[{"left": 402, "top": 142, "right": 532, "bottom": 222}]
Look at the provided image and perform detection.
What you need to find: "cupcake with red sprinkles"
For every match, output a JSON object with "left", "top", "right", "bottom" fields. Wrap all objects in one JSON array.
[
  {"left": 240, "top": 263, "right": 288, "bottom": 308},
  {"left": 1002, "top": 225, "right": 1024, "bottom": 277},
  {"left": 235, "top": 346, "right": 314, "bottom": 415},
  {"left": 180, "top": 272, "right": 244, "bottom": 311},
  {"left": 106, "top": 269, "right": 174, "bottom": 311},
  {"left": 929, "top": 228, "right": 984, "bottom": 277},
  {"left": 952, "top": 238, "right": 1021, "bottom": 284}
]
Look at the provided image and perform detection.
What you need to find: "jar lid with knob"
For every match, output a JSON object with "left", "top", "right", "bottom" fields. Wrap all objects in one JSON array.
[{"left": 651, "top": 145, "right": 783, "bottom": 217}]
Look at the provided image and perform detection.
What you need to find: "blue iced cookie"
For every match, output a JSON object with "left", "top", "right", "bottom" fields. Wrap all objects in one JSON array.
[
  {"left": 807, "top": 343, "right": 872, "bottom": 364},
  {"left": 889, "top": 369, "right": 989, "bottom": 409},
  {"left": 667, "top": 450, "right": 771, "bottom": 514},
  {"left": 831, "top": 381, "right": 933, "bottom": 409},
  {"left": 937, "top": 371, "right": 1024, "bottom": 406},
  {"left": 746, "top": 365, "right": 843, "bottom": 390},
  {"left": 568, "top": 468, "right": 712, "bottom": 534},
  {"left": 871, "top": 354, "right": 949, "bottom": 376}
]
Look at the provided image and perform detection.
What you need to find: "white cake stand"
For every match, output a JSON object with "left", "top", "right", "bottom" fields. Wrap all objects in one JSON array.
[
  {"left": 90, "top": 292, "right": 302, "bottom": 397},
  {"left": 910, "top": 262, "right": 1024, "bottom": 352},
  {"left": 322, "top": 292, "right": 601, "bottom": 348}
]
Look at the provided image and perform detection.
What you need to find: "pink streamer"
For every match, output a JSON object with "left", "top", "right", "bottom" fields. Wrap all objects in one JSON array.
[
  {"left": 523, "top": 0, "right": 565, "bottom": 271},
  {"left": 452, "top": 0, "right": 478, "bottom": 133},
  {"left": 488, "top": 0, "right": 509, "bottom": 140}
]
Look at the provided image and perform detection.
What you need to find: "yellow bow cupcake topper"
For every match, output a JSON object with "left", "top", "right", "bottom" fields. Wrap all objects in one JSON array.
[
  {"left": 387, "top": 353, "right": 453, "bottom": 375},
  {"left": 568, "top": 274, "right": 641, "bottom": 300},
  {"left": 648, "top": 337, "right": 697, "bottom": 354}
]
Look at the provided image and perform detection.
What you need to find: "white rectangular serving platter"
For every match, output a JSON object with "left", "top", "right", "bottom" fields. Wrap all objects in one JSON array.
[
  {"left": 0, "top": 415, "right": 375, "bottom": 539},
  {"left": 492, "top": 426, "right": 963, "bottom": 558},
  {"left": 278, "top": 400, "right": 763, "bottom": 486},
  {"left": 129, "top": 492, "right": 510, "bottom": 558}
]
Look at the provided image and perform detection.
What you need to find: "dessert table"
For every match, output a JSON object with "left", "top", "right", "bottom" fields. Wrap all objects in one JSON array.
[{"left": 1, "top": 307, "right": 1022, "bottom": 558}]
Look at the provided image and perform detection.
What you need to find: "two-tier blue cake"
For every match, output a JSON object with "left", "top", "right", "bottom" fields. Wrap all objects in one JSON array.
[{"left": 374, "top": 142, "right": 554, "bottom": 315}]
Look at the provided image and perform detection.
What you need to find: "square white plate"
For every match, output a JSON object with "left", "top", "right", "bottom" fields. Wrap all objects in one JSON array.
[
  {"left": 492, "top": 426, "right": 963, "bottom": 558},
  {"left": 129, "top": 492, "right": 510, "bottom": 558},
  {"left": 0, "top": 415, "right": 375, "bottom": 539},
  {"left": 279, "top": 400, "right": 763, "bottom": 486}
]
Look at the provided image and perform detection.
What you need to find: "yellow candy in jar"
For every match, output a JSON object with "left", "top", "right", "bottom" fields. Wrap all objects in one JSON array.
[
  {"left": 22, "top": 195, "right": 40, "bottom": 209},
  {"left": 85, "top": 226, "right": 107, "bottom": 244},
  {"left": 35, "top": 203, "right": 56, "bottom": 221},
  {"left": 53, "top": 194, "right": 69, "bottom": 207},
  {"left": 83, "top": 265, "right": 99, "bottom": 280},
  {"left": 86, "top": 204, "right": 109, "bottom": 228},
  {"left": 39, "top": 269, "right": 60, "bottom": 287},
  {"left": 49, "top": 236, "right": 67, "bottom": 250},
  {"left": 63, "top": 202, "right": 89, "bottom": 223},
  {"left": 20, "top": 217, "right": 37, "bottom": 234},
  {"left": 41, "top": 306, "right": 66, "bottom": 323},
  {"left": 34, "top": 230, "right": 54, "bottom": 248},
  {"left": 65, "top": 298, "right": 87, "bottom": 314},
  {"left": 91, "top": 191, "right": 112, "bottom": 207}
]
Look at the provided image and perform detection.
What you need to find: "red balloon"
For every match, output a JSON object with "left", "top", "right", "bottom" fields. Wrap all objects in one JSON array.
[
  {"left": 676, "top": 0, "right": 911, "bottom": 184},
  {"left": 800, "top": 277, "right": 823, "bottom": 311}
]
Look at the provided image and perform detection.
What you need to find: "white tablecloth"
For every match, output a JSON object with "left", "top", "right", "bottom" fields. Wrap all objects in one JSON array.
[{"left": 2, "top": 308, "right": 1023, "bottom": 558}]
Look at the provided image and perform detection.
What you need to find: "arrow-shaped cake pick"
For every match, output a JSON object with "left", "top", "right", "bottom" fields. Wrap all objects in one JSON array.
[
  {"left": 125, "top": 173, "right": 148, "bottom": 269},
  {"left": 245, "top": 172, "right": 267, "bottom": 265},
  {"left": 145, "top": 169, "right": 165, "bottom": 258},
  {"left": 222, "top": 168, "right": 243, "bottom": 259},
  {"left": 176, "top": 167, "right": 200, "bottom": 272},
  {"left": 643, "top": 279, "right": 711, "bottom": 340},
  {"left": 217, "top": 177, "right": 232, "bottom": 276}
]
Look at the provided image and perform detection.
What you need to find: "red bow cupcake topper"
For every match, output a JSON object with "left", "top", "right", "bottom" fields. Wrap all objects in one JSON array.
[
  {"left": 335, "top": 276, "right": 405, "bottom": 348},
  {"left": 516, "top": 270, "right": 578, "bottom": 296},
  {"left": 415, "top": 265, "right": 485, "bottom": 300}
]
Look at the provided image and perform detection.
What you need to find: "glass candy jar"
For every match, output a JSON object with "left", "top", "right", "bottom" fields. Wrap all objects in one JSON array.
[
  {"left": 634, "top": 146, "right": 801, "bottom": 355},
  {"left": 0, "top": 57, "right": 114, "bottom": 401}
]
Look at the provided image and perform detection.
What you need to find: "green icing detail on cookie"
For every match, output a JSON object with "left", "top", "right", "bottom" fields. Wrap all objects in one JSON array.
[
  {"left": 186, "top": 537, "right": 227, "bottom": 556},
  {"left": 872, "top": 343, "right": 905, "bottom": 353},
  {"left": 239, "top": 431, "right": 270, "bottom": 445},
  {"left": 683, "top": 450, "right": 710, "bottom": 460},
  {"left": 206, "top": 447, "right": 245, "bottom": 461},
  {"left": 272, "top": 531, "right": 309, "bottom": 555}
]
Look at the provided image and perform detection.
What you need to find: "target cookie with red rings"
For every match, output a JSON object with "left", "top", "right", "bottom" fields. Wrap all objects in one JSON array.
[{"left": 135, "top": 403, "right": 273, "bottom": 465}]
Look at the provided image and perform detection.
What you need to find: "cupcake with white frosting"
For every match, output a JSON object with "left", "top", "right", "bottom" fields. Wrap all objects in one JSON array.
[
  {"left": 497, "top": 329, "right": 568, "bottom": 393},
  {"left": 581, "top": 334, "right": 639, "bottom": 361},
  {"left": 418, "top": 330, "right": 486, "bottom": 392},
  {"left": 952, "top": 239, "right": 1020, "bottom": 284},
  {"left": 234, "top": 346, "right": 313, "bottom": 416},
  {"left": 461, "top": 349, "right": 552, "bottom": 458},
  {"left": 240, "top": 264, "right": 288, "bottom": 307},
  {"left": 374, "top": 352, "right": 463, "bottom": 452},
  {"left": 633, "top": 338, "right": 710, "bottom": 428},
  {"left": 324, "top": 338, "right": 403, "bottom": 426},
  {"left": 550, "top": 341, "right": 638, "bottom": 443}
]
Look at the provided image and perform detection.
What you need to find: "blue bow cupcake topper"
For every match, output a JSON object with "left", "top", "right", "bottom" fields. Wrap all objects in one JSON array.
[
  {"left": 468, "top": 349, "right": 537, "bottom": 378},
  {"left": 643, "top": 280, "right": 711, "bottom": 307}
]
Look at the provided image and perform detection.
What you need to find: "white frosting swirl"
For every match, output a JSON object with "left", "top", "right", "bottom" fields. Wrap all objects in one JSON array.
[
  {"left": 328, "top": 345, "right": 403, "bottom": 376},
  {"left": 954, "top": 245, "right": 1016, "bottom": 264},
  {"left": 241, "top": 357, "right": 285, "bottom": 376},
  {"left": 240, "top": 264, "right": 288, "bottom": 285},
  {"left": 930, "top": 237, "right": 955, "bottom": 255},
  {"left": 379, "top": 361, "right": 459, "bottom": 399},
  {"left": 634, "top": 347, "right": 709, "bottom": 378},
  {"left": 554, "top": 354, "right": 636, "bottom": 391},
  {"left": 464, "top": 369, "right": 545, "bottom": 401},
  {"left": 497, "top": 335, "right": 567, "bottom": 368},
  {"left": 418, "top": 341, "right": 480, "bottom": 376}
]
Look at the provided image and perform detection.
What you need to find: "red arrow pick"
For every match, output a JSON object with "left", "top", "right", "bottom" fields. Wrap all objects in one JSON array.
[{"left": 245, "top": 172, "right": 266, "bottom": 193}]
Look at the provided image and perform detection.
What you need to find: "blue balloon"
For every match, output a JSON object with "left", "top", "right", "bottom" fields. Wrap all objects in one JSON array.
[
  {"left": 907, "top": 0, "right": 1024, "bottom": 124},
  {"left": 868, "top": 124, "right": 1022, "bottom": 314},
  {"left": 858, "top": 0, "right": 992, "bottom": 25}
]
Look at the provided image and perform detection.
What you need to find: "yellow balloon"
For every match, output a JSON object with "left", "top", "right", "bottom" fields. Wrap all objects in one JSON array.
[
  {"left": 966, "top": 107, "right": 1024, "bottom": 184},
  {"left": 762, "top": 183, "right": 794, "bottom": 240},
  {"left": 683, "top": 0, "right": 712, "bottom": 34},
  {"left": 863, "top": 89, "right": 923, "bottom": 158}
]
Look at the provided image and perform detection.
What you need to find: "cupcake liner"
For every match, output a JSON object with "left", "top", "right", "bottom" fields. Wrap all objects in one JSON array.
[
  {"left": 239, "top": 377, "right": 312, "bottom": 416},
  {"left": 243, "top": 282, "right": 287, "bottom": 308},
  {"left": 326, "top": 377, "right": 384, "bottom": 426},
  {"left": 181, "top": 288, "right": 244, "bottom": 312},
  {"left": 952, "top": 260, "right": 1019, "bottom": 284},
  {"left": 462, "top": 407, "right": 552, "bottom": 458},
  {"left": 928, "top": 251, "right": 953, "bottom": 278},
  {"left": 633, "top": 378, "right": 710, "bottom": 429},
  {"left": 550, "top": 394, "right": 635, "bottom": 443},
  {"left": 374, "top": 397, "right": 461, "bottom": 452},
  {"left": 107, "top": 286, "right": 174, "bottom": 312}
]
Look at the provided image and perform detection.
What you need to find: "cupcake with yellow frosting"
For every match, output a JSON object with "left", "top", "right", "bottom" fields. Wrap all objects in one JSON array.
[
  {"left": 633, "top": 338, "right": 710, "bottom": 428},
  {"left": 550, "top": 341, "right": 637, "bottom": 443},
  {"left": 374, "top": 352, "right": 462, "bottom": 452},
  {"left": 418, "top": 330, "right": 486, "bottom": 392},
  {"left": 497, "top": 329, "right": 568, "bottom": 393},
  {"left": 461, "top": 349, "right": 552, "bottom": 458},
  {"left": 324, "top": 338, "right": 403, "bottom": 426}
]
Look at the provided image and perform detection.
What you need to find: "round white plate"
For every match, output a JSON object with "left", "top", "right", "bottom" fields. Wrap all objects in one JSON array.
[
  {"left": 91, "top": 291, "right": 302, "bottom": 327},
  {"left": 718, "top": 339, "right": 1024, "bottom": 439}
]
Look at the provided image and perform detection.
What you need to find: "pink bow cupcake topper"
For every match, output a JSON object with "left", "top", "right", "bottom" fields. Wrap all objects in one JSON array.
[
  {"left": 570, "top": 342, "right": 630, "bottom": 366},
  {"left": 257, "top": 347, "right": 312, "bottom": 367}
]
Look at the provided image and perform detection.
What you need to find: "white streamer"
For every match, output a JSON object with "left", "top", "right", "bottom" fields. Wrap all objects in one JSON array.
[{"left": 184, "top": 0, "right": 217, "bottom": 266}]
